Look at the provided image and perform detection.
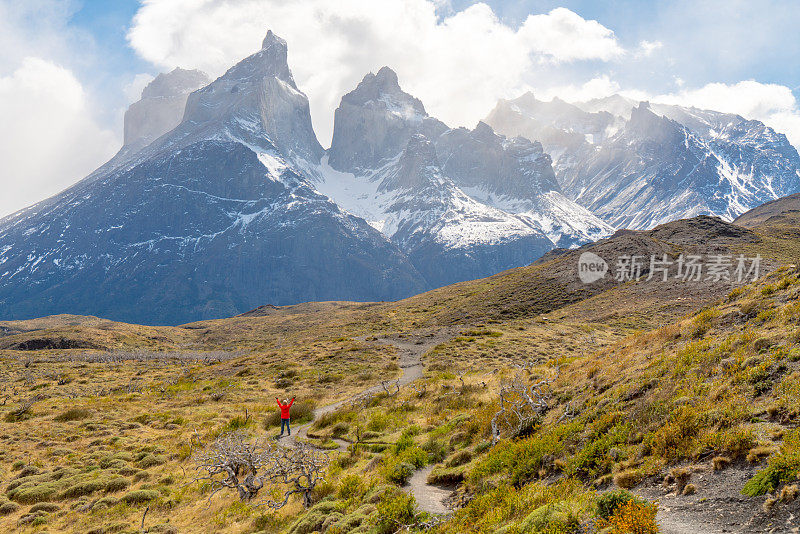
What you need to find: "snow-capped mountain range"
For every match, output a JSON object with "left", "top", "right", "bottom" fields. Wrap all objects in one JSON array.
[
  {"left": 1, "top": 30, "right": 798, "bottom": 324},
  {"left": 486, "top": 93, "right": 800, "bottom": 229}
]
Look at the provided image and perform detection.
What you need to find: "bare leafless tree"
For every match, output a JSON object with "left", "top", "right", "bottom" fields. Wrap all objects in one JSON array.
[
  {"left": 194, "top": 432, "right": 272, "bottom": 502},
  {"left": 260, "top": 442, "right": 330, "bottom": 509},
  {"left": 490, "top": 371, "right": 557, "bottom": 445},
  {"left": 193, "top": 431, "right": 329, "bottom": 508}
]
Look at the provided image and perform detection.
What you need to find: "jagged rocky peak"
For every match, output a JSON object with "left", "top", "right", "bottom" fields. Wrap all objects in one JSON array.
[
  {"left": 626, "top": 102, "right": 686, "bottom": 146},
  {"left": 436, "top": 121, "right": 560, "bottom": 198},
  {"left": 328, "top": 66, "right": 447, "bottom": 173},
  {"left": 123, "top": 67, "right": 210, "bottom": 151},
  {"left": 141, "top": 68, "right": 210, "bottom": 99},
  {"left": 220, "top": 28, "right": 295, "bottom": 86},
  {"left": 179, "top": 29, "right": 323, "bottom": 162},
  {"left": 342, "top": 66, "right": 425, "bottom": 114}
]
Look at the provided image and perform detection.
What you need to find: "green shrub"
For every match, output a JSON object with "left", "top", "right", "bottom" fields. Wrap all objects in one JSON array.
[
  {"left": 445, "top": 449, "right": 473, "bottom": 468},
  {"left": 519, "top": 502, "right": 581, "bottom": 532},
  {"left": 566, "top": 421, "right": 630, "bottom": 479},
  {"left": 137, "top": 454, "right": 166, "bottom": 468},
  {"left": 427, "top": 465, "right": 465, "bottom": 485},
  {"left": 471, "top": 429, "right": 564, "bottom": 487},
  {"left": 331, "top": 422, "right": 349, "bottom": 438},
  {"left": 595, "top": 489, "right": 644, "bottom": 520},
  {"left": 8, "top": 482, "right": 59, "bottom": 504},
  {"left": 287, "top": 500, "right": 346, "bottom": 534},
  {"left": 375, "top": 489, "right": 416, "bottom": 534},
  {"left": 337, "top": 474, "right": 366, "bottom": 500},
  {"left": 61, "top": 480, "right": 105, "bottom": 498},
  {"left": 385, "top": 460, "right": 414, "bottom": 485},
  {"left": 421, "top": 436, "right": 448, "bottom": 463},
  {"left": 742, "top": 429, "right": 800, "bottom": 496},
  {"left": 0, "top": 501, "right": 19, "bottom": 515},
  {"left": 121, "top": 489, "right": 160, "bottom": 504},
  {"left": 367, "top": 412, "right": 392, "bottom": 432},
  {"left": 224, "top": 415, "right": 253, "bottom": 431},
  {"left": 650, "top": 406, "right": 700, "bottom": 461},
  {"left": 54, "top": 408, "right": 91, "bottom": 422},
  {"left": 104, "top": 476, "right": 131, "bottom": 493},
  {"left": 29, "top": 502, "right": 60, "bottom": 513},
  {"left": 399, "top": 446, "right": 428, "bottom": 468}
]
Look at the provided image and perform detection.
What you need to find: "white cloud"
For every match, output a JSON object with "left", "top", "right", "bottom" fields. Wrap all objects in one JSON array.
[
  {"left": 0, "top": 57, "right": 118, "bottom": 217},
  {"left": 654, "top": 80, "right": 800, "bottom": 147},
  {"left": 636, "top": 40, "right": 663, "bottom": 58},
  {"left": 518, "top": 8, "right": 624, "bottom": 62},
  {"left": 536, "top": 76, "right": 617, "bottom": 102},
  {"left": 127, "top": 0, "right": 624, "bottom": 145},
  {"left": 0, "top": 0, "right": 123, "bottom": 217}
]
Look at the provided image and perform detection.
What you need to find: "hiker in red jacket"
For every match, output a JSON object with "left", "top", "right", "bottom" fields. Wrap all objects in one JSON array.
[{"left": 276, "top": 396, "right": 295, "bottom": 436}]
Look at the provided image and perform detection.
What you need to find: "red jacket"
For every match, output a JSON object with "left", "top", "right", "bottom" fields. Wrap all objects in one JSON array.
[{"left": 276, "top": 397, "right": 294, "bottom": 418}]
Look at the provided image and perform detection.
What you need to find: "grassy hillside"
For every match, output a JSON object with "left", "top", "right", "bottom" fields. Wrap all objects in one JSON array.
[{"left": 0, "top": 215, "right": 799, "bottom": 533}]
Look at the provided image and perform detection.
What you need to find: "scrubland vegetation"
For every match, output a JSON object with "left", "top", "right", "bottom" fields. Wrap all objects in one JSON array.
[{"left": 2, "top": 260, "right": 800, "bottom": 532}]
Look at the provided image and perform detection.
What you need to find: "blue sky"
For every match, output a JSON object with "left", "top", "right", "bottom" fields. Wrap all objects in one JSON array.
[
  {"left": 58, "top": 0, "right": 800, "bottom": 121},
  {"left": 2, "top": 0, "right": 800, "bottom": 217}
]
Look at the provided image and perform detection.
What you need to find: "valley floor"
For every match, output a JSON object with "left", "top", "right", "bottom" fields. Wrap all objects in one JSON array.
[{"left": 2, "top": 253, "right": 800, "bottom": 533}]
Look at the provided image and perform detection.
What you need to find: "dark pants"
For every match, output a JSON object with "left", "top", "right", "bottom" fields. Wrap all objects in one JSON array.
[{"left": 280, "top": 418, "right": 291, "bottom": 435}]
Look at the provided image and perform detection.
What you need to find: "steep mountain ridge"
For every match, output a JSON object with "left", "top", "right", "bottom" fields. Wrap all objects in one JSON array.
[
  {"left": 486, "top": 93, "right": 800, "bottom": 230},
  {"left": 3, "top": 29, "right": 797, "bottom": 325},
  {"left": 322, "top": 67, "right": 613, "bottom": 254},
  {"left": 0, "top": 32, "right": 427, "bottom": 324}
]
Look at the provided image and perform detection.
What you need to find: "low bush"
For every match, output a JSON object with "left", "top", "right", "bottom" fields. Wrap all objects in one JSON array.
[
  {"left": 137, "top": 454, "right": 166, "bottom": 468},
  {"left": 0, "top": 501, "right": 19, "bottom": 515},
  {"left": 61, "top": 480, "right": 106, "bottom": 498},
  {"left": 375, "top": 489, "right": 416, "bottom": 534},
  {"left": 595, "top": 489, "right": 645, "bottom": 520},
  {"left": 604, "top": 500, "right": 658, "bottom": 534},
  {"left": 712, "top": 456, "right": 731, "bottom": 470},
  {"left": 54, "top": 408, "right": 92, "bottom": 422},
  {"left": 287, "top": 500, "right": 346, "bottom": 534},
  {"left": 29, "top": 502, "right": 60, "bottom": 513},
  {"left": 384, "top": 460, "right": 414, "bottom": 485},
  {"left": 445, "top": 449, "right": 472, "bottom": 468},
  {"left": 742, "top": 429, "right": 800, "bottom": 496},
  {"left": 427, "top": 465, "right": 465, "bottom": 485},
  {"left": 649, "top": 406, "right": 701, "bottom": 461},
  {"left": 613, "top": 469, "right": 643, "bottom": 490},
  {"left": 121, "top": 489, "right": 160, "bottom": 504}
]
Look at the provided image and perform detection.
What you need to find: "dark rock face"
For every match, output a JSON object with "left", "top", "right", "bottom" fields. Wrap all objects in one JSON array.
[
  {"left": 378, "top": 135, "right": 554, "bottom": 288},
  {"left": 435, "top": 122, "right": 560, "bottom": 198},
  {"left": 323, "top": 67, "right": 613, "bottom": 276},
  {"left": 0, "top": 34, "right": 428, "bottom": 325},
  {"left": 0, "top": 142, "right": 426, "bottom": 325}
]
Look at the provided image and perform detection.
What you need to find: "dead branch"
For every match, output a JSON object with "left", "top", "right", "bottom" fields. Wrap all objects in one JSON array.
[
  {"left": 381, "top": 379, "right": 400, "bottom": 396},
  {"left": 490, "top": 371, "right": 558, "bottom": 445},
  {"left": 192, "top": 431, "right": 329, "bottom": 508}
]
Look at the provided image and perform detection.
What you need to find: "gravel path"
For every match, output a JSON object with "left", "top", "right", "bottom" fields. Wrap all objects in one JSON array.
[
  {"left": 633, "top": 463, "right": 800, "bottom": 533},
  {"left": 283, "top": 329, "right": 458, "bottom": 515},
  {"left": 405, "top": 465, "right": 452, "bottom": 515}
]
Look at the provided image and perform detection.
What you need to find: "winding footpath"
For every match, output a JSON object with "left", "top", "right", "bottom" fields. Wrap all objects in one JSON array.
[{"left": 284, "top": 330, "right": 456, "bottom": 515}]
